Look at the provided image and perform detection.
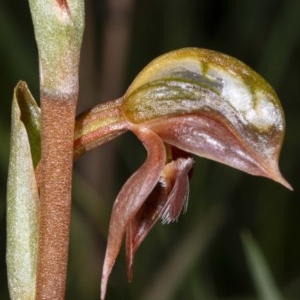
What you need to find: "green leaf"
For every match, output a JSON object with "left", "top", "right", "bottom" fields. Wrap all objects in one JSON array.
[
  {"left": 15, "top": 81, "right": 41, "bottom": 167},
  {"left": 241, "top": 232, "right": 283, "bottom": 300},
  {"left": 6, "top": 81, "right": 40, "bottom": 300}
]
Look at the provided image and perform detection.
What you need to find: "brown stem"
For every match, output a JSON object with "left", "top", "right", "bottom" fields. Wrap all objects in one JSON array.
[{"left": 36, "top": 94, "right": 76, "bottom": 299}]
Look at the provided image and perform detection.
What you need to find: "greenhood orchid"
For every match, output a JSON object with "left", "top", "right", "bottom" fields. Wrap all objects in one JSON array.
[
  {"left": 73, "top": 48, "right": 292, "bottom": 299},
  {"left": 11, "top": 47, "right": 291, "bottom": 300}
]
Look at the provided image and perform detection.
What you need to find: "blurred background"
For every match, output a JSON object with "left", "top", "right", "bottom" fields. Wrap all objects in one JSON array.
[{"left": 1, "top": 0, "right": 300, "bottom": 299}]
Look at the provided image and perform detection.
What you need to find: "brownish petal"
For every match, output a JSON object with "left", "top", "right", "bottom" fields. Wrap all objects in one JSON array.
[
  {"left": 146, "top": 114, "right": 292, "bottom": 190},
  {"left": 101, "top": 126, "right": 166, "bottom": 300},
  {"left": 126, "top": 156, "right": 194, "bottom": 282}
]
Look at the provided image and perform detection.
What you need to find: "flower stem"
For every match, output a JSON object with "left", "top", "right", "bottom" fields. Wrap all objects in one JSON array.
[
  {"left": 37, "top": 95, "right": 76, "bottom": 299},
  {"left": 74, "top": 98, "right": 127, "bottom": 160},
  {"left": 27, "top": 0, "right": 84, "bottom": 298}
]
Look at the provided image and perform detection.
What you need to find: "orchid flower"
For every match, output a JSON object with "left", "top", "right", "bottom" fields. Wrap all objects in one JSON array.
[{"left": 74, "top": 48, "right": 292, "bottom": 299}]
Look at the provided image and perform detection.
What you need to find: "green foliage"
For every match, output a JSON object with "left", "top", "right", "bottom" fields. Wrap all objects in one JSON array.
[
  {"left": 14, "top": 81, "right": 40, "bottom": 167},
  {"left": 242, "top": 232, "right": 283, "bottom": 300},
  {"left": 6, "top": 82, "right": 40, "bottom": 300}
]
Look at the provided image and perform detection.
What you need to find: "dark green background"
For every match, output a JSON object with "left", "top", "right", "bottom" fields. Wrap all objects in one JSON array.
[{"left": 1, "top": 0, "right": 300, "bottom": 299}]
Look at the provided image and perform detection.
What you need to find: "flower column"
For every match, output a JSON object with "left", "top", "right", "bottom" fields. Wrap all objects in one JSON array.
[{"left": 28, "top": 0, "right": 84, "bottom": 299}]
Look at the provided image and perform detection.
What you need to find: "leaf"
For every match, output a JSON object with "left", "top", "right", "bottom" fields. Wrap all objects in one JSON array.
[
  {"left": 122, "top": 48, "right": 292, "bottom": 190},
  {"left": 241, "top": 232, "right": 283, "bottom": 300},
  {"left": 6, "top": 81, "right": 40, "bottom": 300},
  {"left": 15, "top": 81, "right": 41, "bottom": 167}
]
